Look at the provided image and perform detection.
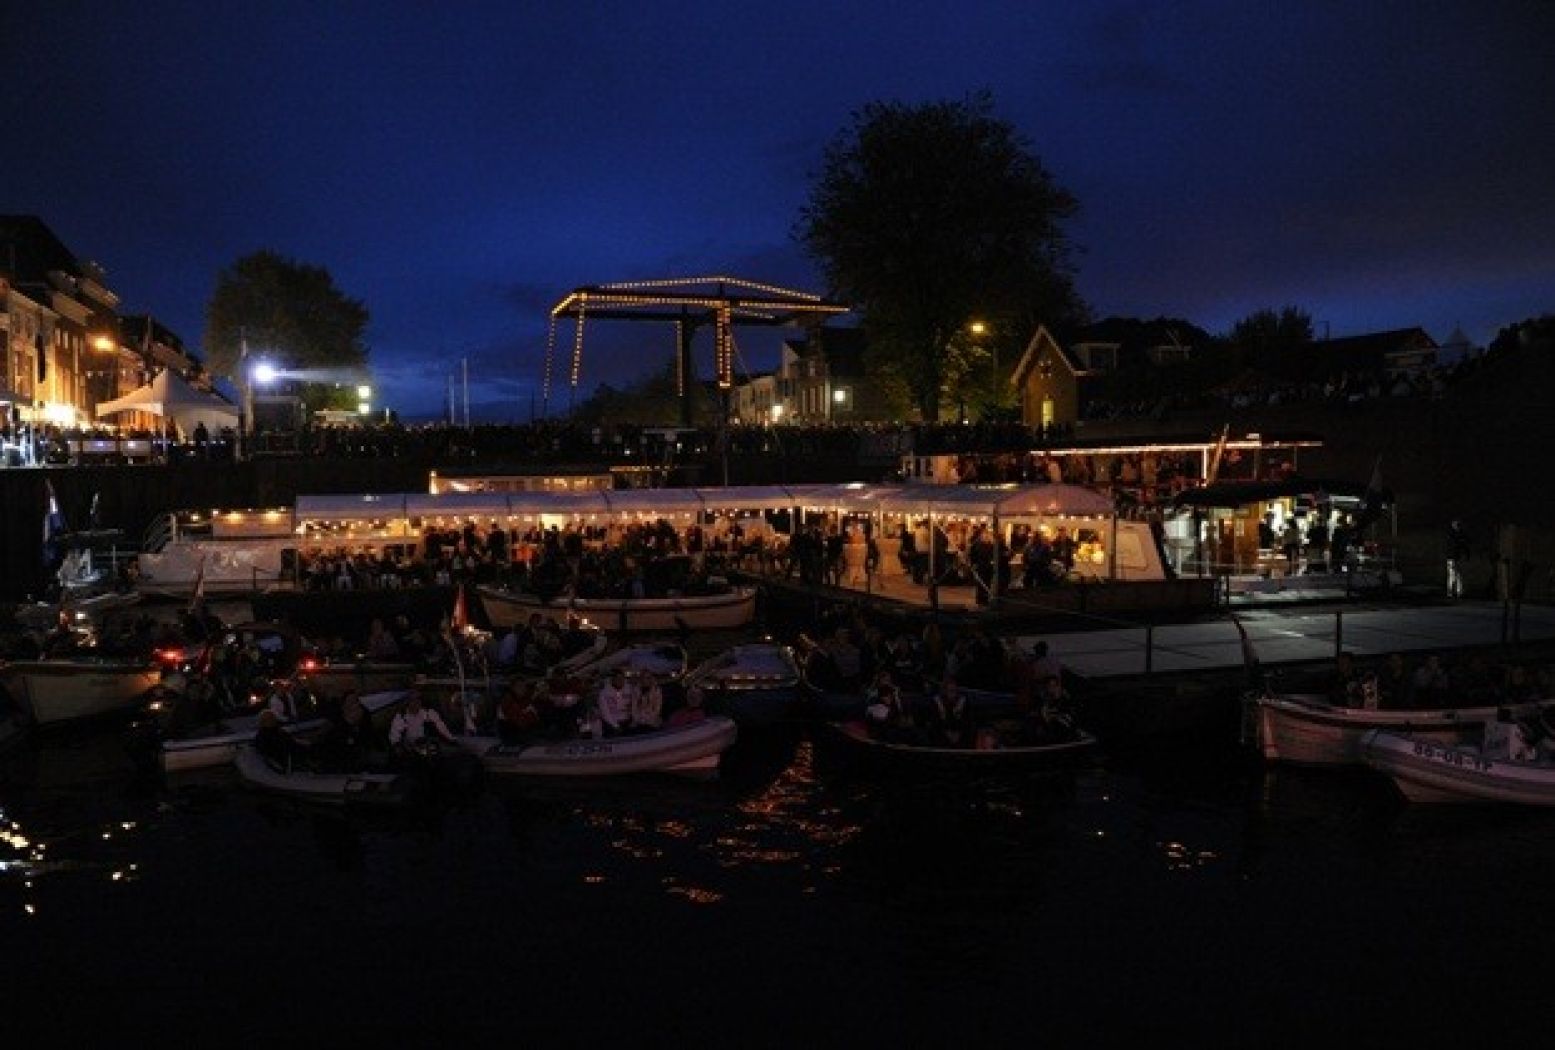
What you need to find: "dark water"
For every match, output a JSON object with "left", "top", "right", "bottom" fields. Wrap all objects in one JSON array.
[{"left": 3, "top": 708, "right": 1552, "bottom": 1044}]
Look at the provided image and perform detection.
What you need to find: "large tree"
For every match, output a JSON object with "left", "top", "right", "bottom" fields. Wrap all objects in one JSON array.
[
  {"left": 1228, "top": 306, "right": 1314, "bottom": 377},
  {"left": 797, "top": 91, "right": 1084, "bottom": 420},
  {"left": 204, "top": 250, "right": 370, "bottom": 407}
]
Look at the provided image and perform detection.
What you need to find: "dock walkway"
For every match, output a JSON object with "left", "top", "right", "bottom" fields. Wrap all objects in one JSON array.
[{"left": 1016, "top": 601, "right": 1555, "bottom": 681}]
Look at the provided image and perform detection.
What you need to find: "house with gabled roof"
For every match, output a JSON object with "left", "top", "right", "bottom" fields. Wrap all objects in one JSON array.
[
  {"left": 1009, "top": 317, "right": 1206, "bottom": 428},
  {"left": 1308, "top": 327, "right": 1439, "bottom": 379}
]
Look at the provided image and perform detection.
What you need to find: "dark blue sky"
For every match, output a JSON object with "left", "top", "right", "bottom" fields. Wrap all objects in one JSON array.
[{"left": 5, "top": 1, "right": 1552, "bottom": 420}]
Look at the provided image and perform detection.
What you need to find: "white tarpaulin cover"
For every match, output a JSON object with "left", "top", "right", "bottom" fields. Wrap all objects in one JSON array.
[
  {"left": 293, "top": 483, "right": 1116, "bottom": 523},
  {"left": 96, "top": 369, "right": 240, "bottom": 433}
]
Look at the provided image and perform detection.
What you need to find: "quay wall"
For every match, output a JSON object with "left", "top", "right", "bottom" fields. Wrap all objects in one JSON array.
[{"left": 4, "top": 364, "right": 1553, "bottom": 603}]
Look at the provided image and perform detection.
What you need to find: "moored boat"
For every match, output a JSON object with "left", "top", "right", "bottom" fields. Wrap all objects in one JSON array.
[
  {"left": 683, "top": 643, "right": 801, "bottom": 727},
  {"left": 232, "top": 743, "right": 410, "bottom": 805},
  {"left": 158, "top": 689, "right": 410, "bottom": 774},
  {"left": 477, "top": 584, "right": 757, "bottom": 634},
  {"left": 456, "top": 715, "right": 737, "bottom": 779},
  {"left": 0, "top": 657, "right": 161, "bottom": 728},
  {"left": 1247, "top": 691, "right": 1546, "bottom": 766},
  {"left": 819, "top": 719, "right": 1098, "bottom": 773},
  {"left": 1361, "top": 723, "right": 1555, "bottom": 805}
]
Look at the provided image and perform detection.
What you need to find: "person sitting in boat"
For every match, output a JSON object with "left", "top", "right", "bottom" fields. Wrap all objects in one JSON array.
[
  {"left": 1329, "top": 651, "right": 1363, "bottom": 707},
  {"left": 923, "top": 677, "right": 971, "bottom": 748},
  {"left": 254, "top": 708, "right": 313, "bottom": 772},
  {"left": 863, "top": 671, "right": 914, "bottom": 742},
  {"left": 388, "top": 690, "right": 457, "bottom": 755},
  {"left": 1411, "top": 653, "right": 1451, "bottom": 708},
  {"left": 266, "top": 679, "right": 309, "bottom": 723},
  {"left": 1377, "top": 653, "right": 1413, "bottom": 709},
  {"left": 630, "top": 675, "right": 664, "bottom": 732},
  {"left": 314, "top": 690, "right": 378, "bottom": 772},
  {"left": 665, "top": 685, "right": 708, "bottom": 728},
  {"left": 1022, "top": 677, "right": 1079, "bottom": 746},
  {"left": 596, "top": 669, "right": 635, "bottom": 736},
  {"left": 497, "top": 682, "right": 543, "bottom": 745}
]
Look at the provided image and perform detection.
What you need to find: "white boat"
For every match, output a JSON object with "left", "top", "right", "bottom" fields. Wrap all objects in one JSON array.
[
  {"left": 0, "top": 657, "right": 161, "bottom": 728},
  {"left": 568, "top": 642, "right": 689, "bottom": 682},
  {"left": 477, "top": 585, "right": 758, "bottom": 634},
  {"left": 135, "top": 508, "right": 297, "bottom": 595},
  {"left": 684, "top": 643, "right": 802, "bottom": 727},
  {"left": 456, "top": 715, "right": 737, "bottom": 779},
  {"left": 1361, "top": 723, "right": 1555, "bottom": 805},
  {"left": 232, "top": 744, "right": 409, "bottom": 805},
  {"left": 159, "top": 689, "right": 410, "bottom": 774},
  {"left": 1247, "top": 691, "right": 1542, "bottom": 766}
]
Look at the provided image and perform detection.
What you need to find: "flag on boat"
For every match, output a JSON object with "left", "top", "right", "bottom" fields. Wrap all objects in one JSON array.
[
  {"left": 42, "top": 479, "right": 67, "bottom": 567},
  {"left": 451, "top": 582, "right": 469, "bottom": 632}
]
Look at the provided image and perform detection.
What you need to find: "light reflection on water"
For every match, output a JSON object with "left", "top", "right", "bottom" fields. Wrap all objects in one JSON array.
[{"left": 5, "top": 723, "right": 1555, "bottom": 1039}]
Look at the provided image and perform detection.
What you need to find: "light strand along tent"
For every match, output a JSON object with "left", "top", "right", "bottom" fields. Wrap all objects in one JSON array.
[{"left": 96, "top": 368, "right": 240, "bottom": 437}]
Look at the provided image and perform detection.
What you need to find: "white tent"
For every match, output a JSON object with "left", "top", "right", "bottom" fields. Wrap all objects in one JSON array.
[{"left": 97, "top": 369, "right": 240, "bottom": 434}]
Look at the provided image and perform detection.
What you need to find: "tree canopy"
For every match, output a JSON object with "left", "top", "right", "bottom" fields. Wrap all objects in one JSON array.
[
  {"left": 1227, "top": 306, "right": 1314, "bottom": 377},
  {"left": 204, "top": 250, "right": 370, "bottom": 405},
  {"left": 796, "top": 91, "right": 1084, "bottom": 421}
]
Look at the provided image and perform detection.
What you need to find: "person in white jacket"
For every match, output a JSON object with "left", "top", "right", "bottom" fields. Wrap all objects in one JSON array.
[{"left": 595, "top": 670, "right": 635, "bottom": 735}]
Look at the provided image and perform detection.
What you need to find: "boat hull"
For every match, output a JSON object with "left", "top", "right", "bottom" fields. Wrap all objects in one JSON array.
[
  {"left": 161, "top": 690, "right": 408, "bottom": 773},
  {"left": 1361, "top": 729, "right": 1555, "bottom": 805},
  {"left": 458, "top": 716, "right": 737, "bottom": 777},
  {"left": 1251, "top": 693, "right": 1517, "bottom": 766},
  {"left": 821, "top": 720, "right": 1098, "bottom": 773},
  {"left": 685, "top": 644, "right": 802, "bottom": 727},
  {"left": 478, "top": 586, "right": 757, "bottom": 633},
  {"left": 233, "top": 745, "right": 409, "bottom": 804},
  {"left": 1, "top": 661, "right": 160, "bottom": 727}
]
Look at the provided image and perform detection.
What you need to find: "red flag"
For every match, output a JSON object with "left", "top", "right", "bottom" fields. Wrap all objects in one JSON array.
[{"left": 451, "top": 583, "right": 469, "bottom": 632}]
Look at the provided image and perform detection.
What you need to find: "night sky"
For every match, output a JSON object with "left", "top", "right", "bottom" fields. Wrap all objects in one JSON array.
[{"left": 5, "top": 2, "right": 1552, "bottom": 420}]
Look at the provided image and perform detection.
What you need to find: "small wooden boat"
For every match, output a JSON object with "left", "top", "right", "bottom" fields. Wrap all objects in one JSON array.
[
  {"left": 477, "top": 584, "right": 757, "bottom": 634},
  {"left": 820, "top": 719, "right": 1098, "bottom": 773},
  {"left": 456, "top": 715, "right": 737, "bottom": 779},
  {"left": 1361, "top": 724, "right": 1555, "bottom": 805},
  {"left": 232, "top": 743, "right": 410, "bottom": 805},
  {"left": 0, "top": 656, "right": 161, "bottom": 728},
  {"left": 1247, "top": 691, "right": 1549, "bottom": 767},
  {"left": 684, "top": 643, "right": 802, "bottom": 727},
  {"left": 158, "top": 690, "right": 409, "bottom": 774}
]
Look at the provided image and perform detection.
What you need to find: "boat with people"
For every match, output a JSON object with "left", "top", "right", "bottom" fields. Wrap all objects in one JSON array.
[
  {"left": 683, "top": 642, "right": 802, "bottom": 727},
  {"left": 1361, "top": 714, "right": 1555, "bottom": 805},
  {"left": 456, "top": 715, "right": 738, "bottom": 780},
  {"left": 1246, "top": 691, "right": 1550, "bottom": 767},
  {"left": 477, "top": 584, "right": 758, "bottom": 634},
  {"left": 155, "top": 688, "right": 411, "bottom": 774},
  {"left": 820, "top": 719, "right": 1098, "bottom": 773}
]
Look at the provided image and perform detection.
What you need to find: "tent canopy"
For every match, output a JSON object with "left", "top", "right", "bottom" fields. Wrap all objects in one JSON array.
[
  {"left": 97, "top": 369, "right": 239, "bottom": 432},
  {"left": 293, "top": 483, "right": 1119, "bottom": 524}
]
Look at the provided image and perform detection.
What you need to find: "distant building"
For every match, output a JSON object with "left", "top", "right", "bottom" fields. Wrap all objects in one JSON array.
[
  {"left": 0, "top": 214, "right": 123, "bottom": 428},
  {"left": 1009, "top": 318, "right": 1202, "bottom": 429},
  {"left": 730, "top": 325, "right": 884, "bottom": 423},
  {"left": 1310, "top": 327, "right": 1439, "bottom": 379}
]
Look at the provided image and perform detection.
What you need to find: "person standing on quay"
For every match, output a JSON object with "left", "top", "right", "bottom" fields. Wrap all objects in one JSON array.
[{"left": 1445, "top": 519, "right": 1471, "bottom": 598}]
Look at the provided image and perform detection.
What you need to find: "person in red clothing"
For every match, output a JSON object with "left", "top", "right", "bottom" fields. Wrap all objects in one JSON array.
[{"left": 665, "top": 685, "right": 708, "bottom": 728}]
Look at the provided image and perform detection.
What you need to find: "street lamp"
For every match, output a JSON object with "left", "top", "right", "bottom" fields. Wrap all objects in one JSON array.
[{"left": 243, "top": 359, "right": 276, "bottom": 442}]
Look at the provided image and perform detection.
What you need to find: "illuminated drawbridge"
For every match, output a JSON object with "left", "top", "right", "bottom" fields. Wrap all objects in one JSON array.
[{"left": 542, "top": 275, "right": 850, "bottom": 424}]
